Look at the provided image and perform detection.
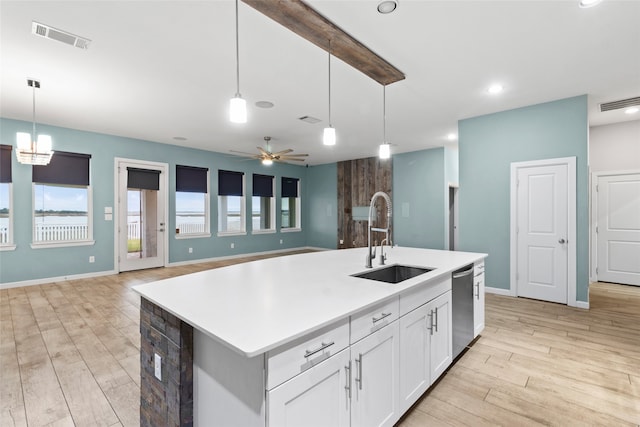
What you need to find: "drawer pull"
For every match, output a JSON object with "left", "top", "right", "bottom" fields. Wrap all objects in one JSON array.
[
  {"left": 304, "top": 341, "right": 335, "bottom": 358},
  {"left": 372, "top": 312, "right": 392, "bottom": 324}
]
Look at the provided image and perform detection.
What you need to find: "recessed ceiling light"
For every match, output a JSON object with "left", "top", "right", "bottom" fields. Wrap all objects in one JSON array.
[
  {"left": 447, "top": 133, "right": 457, "bottom": 141},
  {"left": 173, "top": 136, "right": 187, "bottom": 141},
  {"left": 579, "top": 0, "right": 603, "bottom": 8},
  {"left": 377, "top": 1, "right": 397, "bottom": 14},
  {"left": 487, "top": 84, "right": 504, "bottom": 94},
  {"left": 255, "top": 101, "right": 274, "bottom": 109},
  {"left": 625, "top": 106, "right": 639, "bottom": 115}
]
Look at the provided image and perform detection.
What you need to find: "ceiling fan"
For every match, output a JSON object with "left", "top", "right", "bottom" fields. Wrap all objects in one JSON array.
[{"left": 230, "top": 137, "right": 309, "bottom": 165}]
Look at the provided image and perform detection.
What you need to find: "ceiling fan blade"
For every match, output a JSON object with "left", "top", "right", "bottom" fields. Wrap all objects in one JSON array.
[
  {"left": 281, "top": 153, "right": 309, "bottom": 157},
  {"left": 278, "top": 157, "right": 306, "bottom": 162},
  {"left": 272, "top": 149, "right": 293, "bottom": 156},
  {"left": 257, "top": 146, "right": 270, "bottom": 155}
]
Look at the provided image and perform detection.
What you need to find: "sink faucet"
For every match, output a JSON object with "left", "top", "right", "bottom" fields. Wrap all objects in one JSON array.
[{"left": 366, "top": 191, "right": 392, "bottom": 268}]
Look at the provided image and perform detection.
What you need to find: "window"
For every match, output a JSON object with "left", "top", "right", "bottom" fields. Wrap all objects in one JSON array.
[
  {"left": 0, "top": 145, "right": 13, "bottom": 249},
  {"left": 252, "top": 174, "right": 275, "bottom": 233},
  {"left": 32, "top": 151, "right": 92, "bottom": 246},
  {"left": 218, "top": 170, "right": 245, "bottom": 235},
  {"left": 281, "top": 177, "right": 300, "bottom": 231},
  {"left": 175, "top": 165, "right": 209, "bottom": 237}
]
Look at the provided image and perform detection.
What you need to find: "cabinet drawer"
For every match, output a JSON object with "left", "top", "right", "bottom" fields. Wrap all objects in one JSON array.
[
  {"left": 266, "top": 318, "right": 349, "bottom": 390},
  {"left": 474, "top": 262, "right": 485, "bottom": 277},
  {"left": 350, "top": 296, "right": 399, "bottom": 344},
  {"left": 399, "top": 275, "right": 451, "bottom": 317}
]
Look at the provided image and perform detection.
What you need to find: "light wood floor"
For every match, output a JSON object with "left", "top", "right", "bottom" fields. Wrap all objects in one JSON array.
[{"left": 1, "top": 253, "right": 639, "bottom": 426}]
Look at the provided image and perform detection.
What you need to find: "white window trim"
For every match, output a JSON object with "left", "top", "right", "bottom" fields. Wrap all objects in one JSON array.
[
  {"left": 175, "top": 169, "right": 211, "bottom": 238},
  {"left": 218, "top": 174, "right": 246, "bottom": 235},
  {"left": 0, "top": 182, "right": 14, "bottom": 248},
  {"left": 252, "top": 229, "right": 276, "bottom": 235},
  {"left": 280, "top": 227, "right": 301, "bottom": 233},
  {"left": 32, "top": 183, "right": 93, "bottom": 246}
]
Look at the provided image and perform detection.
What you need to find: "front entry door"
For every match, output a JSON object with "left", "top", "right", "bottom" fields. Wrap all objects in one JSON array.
[
  {"left": 117, "top": 160, "right": 167, "bottom": 272},
  {"left": 515, "top": 162, "right": 569, "bottom": 303},
  {"left": 596, "top": 173, "right": 640, "bottom": 286}
]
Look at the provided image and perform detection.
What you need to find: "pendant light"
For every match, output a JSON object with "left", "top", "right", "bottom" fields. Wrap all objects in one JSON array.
[
  {"left": 379, "top": 85, "right": 391, "bottom": 159},
  {"left": 323, "top": 41, "right": 336, "bottom": 146},
  {"left": 229, "top": 0, "right": 247, "bottom": 123},
  {"left": 16, "top": 79, "right": 53, "bottom": 165}
]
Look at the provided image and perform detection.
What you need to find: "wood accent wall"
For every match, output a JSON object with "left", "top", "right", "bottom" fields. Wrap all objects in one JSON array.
[{"left": 337, "top": 157, "right": 392, "bottom": 249}]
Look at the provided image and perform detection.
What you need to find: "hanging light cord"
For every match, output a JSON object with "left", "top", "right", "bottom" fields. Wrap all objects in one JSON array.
[
  {"left": 383, "top": 85, "right": 387, "bottom": 144},
  {"left": 328, "top": 40, "right": 332, "bottom": 127},
  {"left": 234, "top": 0, "right": 241, "bottom": 97}
]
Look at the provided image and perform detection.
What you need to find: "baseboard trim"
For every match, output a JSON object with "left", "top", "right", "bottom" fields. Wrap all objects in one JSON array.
[
  {"left": 574, "top": 300, "right": 589, "bottom": 309},
  {"left": 0, "top": 269, "right": 118, "bottom": 290},
  {"left": 485, "top": 286, "right": 515, "bottom": 297}
]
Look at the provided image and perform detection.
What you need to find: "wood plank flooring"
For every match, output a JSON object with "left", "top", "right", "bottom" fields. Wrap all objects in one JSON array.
[{"left": 1, "top": 253, "right": 639, "bottom": 426}]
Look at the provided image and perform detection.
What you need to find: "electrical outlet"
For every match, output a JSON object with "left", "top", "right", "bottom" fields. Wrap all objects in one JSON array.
[
  {"left": 231, "top": 243, "right": 235, "bottom": 249},
  {"left": 89, "top": 256, "right": 95, "bottom": 263},
  {"left": 188, "top": 247, "right": 193, "bottom": 253},
  {"left": 154, "top": 353, "right": 162, "bottom": 381},
  {"left": 280, "top": 239, "right": 283, "bottom": 244},
  {"left": 340, "top": 239, "right": 344, "bottom": 245}
]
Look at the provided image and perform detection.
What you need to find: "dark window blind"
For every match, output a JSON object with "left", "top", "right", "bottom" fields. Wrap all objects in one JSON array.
[
  {"left": 253, "top": 174, "right": 274, "bottom": 197},
  {"left": 33, "top": 151, "right": 91, "bottom": 186},
  {"left": 127, "top": 167, "right": 160, "bottom": 190},
  {"left": 176, "top": 165, "right": 208, "bottom": 193},
  {"left": 282, "top": 177, "right": 299, "bottom": 198},
  {"left": 218, "top": 170, "right": 244, "bottom": 196},
  {"left": 0, "top": 145, "right": 12, "bottom": 183}
]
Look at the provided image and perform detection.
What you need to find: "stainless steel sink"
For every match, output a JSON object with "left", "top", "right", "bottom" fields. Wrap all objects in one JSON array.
[{"left": 352, "top": 264, "right": 433, "bottom": 284}]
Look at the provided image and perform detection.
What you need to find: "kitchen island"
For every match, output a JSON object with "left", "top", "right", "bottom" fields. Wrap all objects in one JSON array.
[{"left": 133, "top": 247, "right": 487, "bottom": 426}]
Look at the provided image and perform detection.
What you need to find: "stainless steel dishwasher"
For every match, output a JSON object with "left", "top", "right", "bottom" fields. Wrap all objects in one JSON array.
[{"left": 452, "top": 264, "right": 475, "bottom": 359}]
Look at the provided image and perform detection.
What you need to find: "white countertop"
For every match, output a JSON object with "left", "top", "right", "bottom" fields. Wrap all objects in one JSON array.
[{"left": 133, "top": 247, "right": 486, "bottom": 357}]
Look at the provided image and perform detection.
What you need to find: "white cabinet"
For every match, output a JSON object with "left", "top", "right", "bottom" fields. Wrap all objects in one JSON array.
[
  {"left": 267, "top": 348, "right": 351, "bottom": 427},
  {"left": 399, "top": 290, "right": 452, "bottom": 413},
  {"left": 473, "top": 262, "right": 485, "bottom": 338},
  {"left": 350, "top": 321, "right": 400, "bottom": 427},
  {"left": 429, "top": 291, "right": 452, "bottom": 380}
]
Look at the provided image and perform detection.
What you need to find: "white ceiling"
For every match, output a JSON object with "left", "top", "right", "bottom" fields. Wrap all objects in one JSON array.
[{"left": 1, "top": 0, "right": 639, "bottom": 166}]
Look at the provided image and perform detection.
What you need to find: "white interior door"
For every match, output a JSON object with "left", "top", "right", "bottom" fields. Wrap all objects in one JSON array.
[
  {"left": 515, "top": 163, "right": 569, "bottom": 303},
  {"left": 596, "top": 173, "right": 640, "bottom": 286},
  {"left": 117, "top": 160, "right": 167, "bottom": 272}
]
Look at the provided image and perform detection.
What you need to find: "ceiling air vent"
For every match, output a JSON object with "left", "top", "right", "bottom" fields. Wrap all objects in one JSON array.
[
  {"left": 31, "top": 21, "right": 91, "bottom": 50},
  {"left": 298, "top": 115, "right": 321, "bottom": 124},
  {"left": 600, "top": 96, "right": 640, "bottom": 112}
]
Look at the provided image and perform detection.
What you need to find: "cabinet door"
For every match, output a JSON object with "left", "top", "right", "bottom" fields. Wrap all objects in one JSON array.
[
  {"left": 474, "top": 272, "right": 485, "bottom": 338},
  {"left": 267, "top": 348, "right": 350, "bottom": 427},
  {"left": 350, "top": 322, "right": 400, "bottom": 427},
  {"left": 429, "top": 291, "right": 452, "bottom": 382},
  {"left": 399, "top": 305, "right": 430, "bottom": 413}
]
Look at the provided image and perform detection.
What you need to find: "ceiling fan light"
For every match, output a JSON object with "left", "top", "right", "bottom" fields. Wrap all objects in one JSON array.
[
  {"left": 379, "top": 143, "right": 391, "bottom": 159},
  {"left": 262, "top": 158, "right": 273, "bottom": 166},
  {"left": 323, "top": 126, "right": 336, "bottom": 146},
  {"left": 229, "top": 96, "right": 247, "bottom": 123}
]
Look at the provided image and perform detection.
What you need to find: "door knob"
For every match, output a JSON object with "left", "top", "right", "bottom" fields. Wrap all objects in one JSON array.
[{"left": 558, "top": 238, "right": 566, "bottom": 244}]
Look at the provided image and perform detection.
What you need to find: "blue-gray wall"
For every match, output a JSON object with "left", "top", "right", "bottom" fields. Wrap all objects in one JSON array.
[
  {"left": 305, "top": 163, "right": 338, "bottom": 249},
  {"left": 458, "top": 95, "right": 589, "bottom": 302},
  {"left": 393, "top": 147, "right": 447, "bottom": 249},
  {"left": 0, "top": 118, "right": 307, "bottom": 284}
]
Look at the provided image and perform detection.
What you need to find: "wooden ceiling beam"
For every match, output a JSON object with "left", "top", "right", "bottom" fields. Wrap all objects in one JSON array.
[{"left": 241, "top": 0, "right": 405, "bottom": 86}]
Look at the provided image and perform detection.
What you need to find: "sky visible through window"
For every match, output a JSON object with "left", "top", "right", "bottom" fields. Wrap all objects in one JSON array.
[{"left": 34, "top": 184, "right": 87, "bottom": 212}]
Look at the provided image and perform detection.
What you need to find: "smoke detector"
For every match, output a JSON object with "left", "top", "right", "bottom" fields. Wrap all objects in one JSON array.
[{"left": 32, "top": 21, "right": 91, "bottom": 50}]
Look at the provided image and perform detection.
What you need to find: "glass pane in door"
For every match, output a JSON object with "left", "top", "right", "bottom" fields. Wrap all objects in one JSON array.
[{"left": 127, "top": 188, "right": 158, "bottom": 259}]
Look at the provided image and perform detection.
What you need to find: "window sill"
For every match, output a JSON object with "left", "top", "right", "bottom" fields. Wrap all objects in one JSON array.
[
  {"left": 252, "top": 229, "right": 276, "bottom": 235},
  {"left": 280, "top": 228, "right": 301, "bottom": 233},
  {"left": 31, "top": 240, "right": 96, "bottom": 249},
  {"left": 175, "top": 233, "right": 212, "bottom": 240},
  {"left": 0, "top": 244, "right": 17, "bottom": 252},
  {"left": 217, "top": 231, "right": 247, "bottom": 237}
]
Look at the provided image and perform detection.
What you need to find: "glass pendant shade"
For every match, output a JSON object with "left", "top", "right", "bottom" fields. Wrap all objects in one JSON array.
[
  {"left": 16, "top": 132, "right": 54, "bottom": 165},
  {"left": 379, "top": 142, "right": 391, "bottom": 159},
  {"left": 229, "top": 96, "right": 247, "bottom": 123},
  {"left": 323, "top": 126, "right": 336, "bottom": 146}
]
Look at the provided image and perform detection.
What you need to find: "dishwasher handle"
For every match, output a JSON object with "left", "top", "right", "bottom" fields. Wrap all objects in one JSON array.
[{"left": 452, "top": 267, "right": 474, "bottom": 279}]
